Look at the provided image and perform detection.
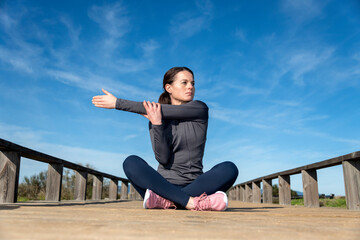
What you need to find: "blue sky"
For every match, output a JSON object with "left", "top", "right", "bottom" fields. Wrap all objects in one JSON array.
[{"left": 1, "top": 0, "right": 359, "bottom": 195}]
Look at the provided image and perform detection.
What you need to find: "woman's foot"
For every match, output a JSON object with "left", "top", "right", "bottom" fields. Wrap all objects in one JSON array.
[
  {"left": 143, "top": 189, "right": 177, "bottom": 209},
  {"left": 192, "top": 191, "right": 228, "bottom": 211}
]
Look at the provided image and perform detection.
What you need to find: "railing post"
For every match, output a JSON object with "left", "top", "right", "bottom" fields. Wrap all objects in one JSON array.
[
  {"left": 252, "top": 181, "right": 261, "bottom": 203},
  {"left": 240, "top": 185, "right": 245, "bottom": 201},
  {"left": 74, "top": 170, "right": 87, "bottom": 201},
  {"left": 120, "top": 181, "right": 128, "bottom": 200},
  {"left": 342, "top": 160, "right": 360, "bottom": 210},
  {"left": 235, "top": 185, "right": 240, "bottom": 201},
  {"left": 45, "top": 163, "right": 63, "bottom": 201},
  {"left": 129, "top": 183, "right": 136, "bottom": 200},
  {"left": 0, "top": 151, "right": 21, "bottom": 203},
  {"left": 302, "top": 169, "right": 319, "bottom": 208},
  {"left": 228, "top": 188, "right": 233, "bottom": 200},
  {"left": 262, "top": 179, "right": 272, "bottom": 204},
  {"left": 245, "top": 183, "right": 253, "bottom": 202},
  {"left": 278, "top": 175, "right": 291, "bottom": 205},
  {"left": 109, "top": 179, "right": 118, "bottom": 200},
  {"left": 92, "top": 175, "right": 103, "bottom": 200},
  {"left": 135, "top": 190, "right": 142, "bottom": 200}
]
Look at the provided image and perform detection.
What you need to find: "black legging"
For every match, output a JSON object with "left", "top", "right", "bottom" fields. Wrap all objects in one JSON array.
[{"left": 123, "top": 155, "right": 239, "bottom": 207}]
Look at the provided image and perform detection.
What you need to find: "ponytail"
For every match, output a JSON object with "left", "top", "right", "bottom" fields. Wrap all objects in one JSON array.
[{"left": 158, "top": 91, "right": 171, "bottom": 104}]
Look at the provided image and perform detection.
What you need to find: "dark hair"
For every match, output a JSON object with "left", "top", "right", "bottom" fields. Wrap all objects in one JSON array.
[{"left": 158, "top": 66, "right": 194, "bottom": 104}]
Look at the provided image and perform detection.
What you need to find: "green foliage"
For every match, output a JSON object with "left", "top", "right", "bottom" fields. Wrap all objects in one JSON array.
[
  {"left": 291, "top": 197, "right": 346, "bottom": 208},
  {"left": 17, "top": 171, "right": 47, "bottom": 200},
  {"left": 61, "top": 169, "right": 75, "bottom": 200},
  {"left": 320, "top": 198, "right": 346, "bottom": 208},
  {"left": 272, "top": 184, "right": 298, "bottom": 197},
  {"left": 291, "top": 198, "right": 304, "bottom": 206}
]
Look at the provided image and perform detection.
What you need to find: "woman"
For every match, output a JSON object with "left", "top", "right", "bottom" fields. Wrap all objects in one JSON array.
[{"left": 92, "top": 67, "right": 238, "bottom": 211}]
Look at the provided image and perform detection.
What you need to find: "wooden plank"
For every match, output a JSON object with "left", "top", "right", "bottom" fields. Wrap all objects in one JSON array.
[
  {"left": 252, "top": 181, "right": 261, "bottom": 203},
  {"left": 302, "top": 169, "right": 319, "bottom": 208},
  {"left": 343, "top": 160, "right": 360, "bottom": 210},
  {"left": 262, "top": 179, "right": 272, "bottom": 204},
  {"left": 74, "top": 170, "right": 87, "bottom": 201},
  {"left": 240, "top": 185, "right": 245, "bottom": 202},
  {"left": 109, "top": 179, "right": 118, "bottom": 200},
  {"left": 0, "top": 151, "right": 21, "bottom": 203},
  {"left": 245, "top": 183, "right": 253, "bottom": 202},
  {"left": 92, "top": 175, "right": 103, "bottom": 200},
  {"left": 45, "top": 163, "right": 63, "bottom": 201},
  {"left": 120, "top": 181, "right": 128, "bottom": 200},
  {"left": 279, "top": 175, "right": 291, "bottom": 205}
]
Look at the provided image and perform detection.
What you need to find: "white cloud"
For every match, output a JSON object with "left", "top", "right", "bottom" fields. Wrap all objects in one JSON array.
[
  {"left": 280, "top": 0, "right": 325, "bottom": 23},
  {"left": 59, "top": 16, "right": 81, "bottom": 47},
  {"left": 139, "top": 39, "right": 160, "bottom": 58},
  {"left": 235, "top": 28, "right": 247, "bottom": 42},
  {"left": 88, "top": 2, "right": 130, "bottom": 51},
  {"left": 195, "top": 0, "right": 214, "bottom": 15},
  {"left": 209, "top": 104, "right": 270, "bottom": 129},
  {"left": 170, "top": 0, "right": 213, "bottom": 41},
  {"left": 46, "top": 69, "right": 159, "bottom": 100},
  {"left": 286, "top": 48, "right": 334, "bottom": 85},
  {"left": 228, "top": 84, "right": 267, "bottom": 96},
  {"left": 0, "top": 11, "right": 17, "bottom": 30},
  {"left": 88, "top": 2, "right": 129, "bottom": 39}
]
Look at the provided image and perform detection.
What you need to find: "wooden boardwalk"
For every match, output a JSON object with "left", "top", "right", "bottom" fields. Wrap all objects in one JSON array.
[{"left": 1, "top": 200, "right": 359, "bottom": 240}]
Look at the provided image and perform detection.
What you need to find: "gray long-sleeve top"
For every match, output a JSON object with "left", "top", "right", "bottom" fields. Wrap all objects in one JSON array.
[{"left": 115, "top": 99, "right": 209, "bottom": 185}]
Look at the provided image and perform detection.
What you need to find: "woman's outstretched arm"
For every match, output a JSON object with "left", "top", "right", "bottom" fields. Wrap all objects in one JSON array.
[
  {"left": 92, "top": 89, "right": 208, "bottom": 121},
  {"left": 92, "top": 89, "right": 117, "bottom": 109}
]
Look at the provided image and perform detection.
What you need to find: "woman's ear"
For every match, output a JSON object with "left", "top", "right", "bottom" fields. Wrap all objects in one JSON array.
[{"left": 165, "top": 84, "right": 172, "bottom": 94}]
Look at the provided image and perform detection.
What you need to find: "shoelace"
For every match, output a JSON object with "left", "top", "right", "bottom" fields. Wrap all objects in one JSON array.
[
  {"left": 155, "top": 195, "right": 177, "bottom": 209},
  {"left": 193, "top": 193, "right": 211, "bottom": 211}
]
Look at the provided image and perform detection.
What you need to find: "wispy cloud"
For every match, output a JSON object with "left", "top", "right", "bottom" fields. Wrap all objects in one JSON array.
[
  {"left": 170, "top": 0, "right": 214, "bottom": 41},
  {"left": 228, "top": 83, "right": 267, "bottom": 96},
  {"left": 0, "top": 2, "right": 160, "bottom": 99},
  {"left": 235, "top": 28, "right": 247, "bottom": 42},
  {"left": 59, "top": 16, "right": 82, "bottom": 48},
  {"left": 285, "top": 48, "right": 334, "bottom": 86},
  {"left": 46, "top": 69, "right": 159, "bottom": 99},
  {"left": 280, "top": 0, "right": 326, "bottom": 24},
  {"left": 88, "top": 2, "right": 130, "bottom": 50}
]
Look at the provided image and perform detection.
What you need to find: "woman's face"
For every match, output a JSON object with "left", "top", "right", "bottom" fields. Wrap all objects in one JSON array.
[{"left": 166, "top": 70, "right": 195, "bottom": 105}]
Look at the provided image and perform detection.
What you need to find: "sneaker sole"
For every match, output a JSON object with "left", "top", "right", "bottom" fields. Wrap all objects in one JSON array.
[
  {"left": 143, "top": 189, "right": 150, "bottom": 209},
  {"left": 215, "top": 191, "right": 228, "bottom": 211}
]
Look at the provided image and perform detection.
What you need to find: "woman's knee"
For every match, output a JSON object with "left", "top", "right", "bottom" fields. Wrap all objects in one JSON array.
[
  {"left": 123, "top": 155, "right": 144, "bottom": 174},
  {"left": 218, "top": 161, "right": 239, "bottom": 180}
]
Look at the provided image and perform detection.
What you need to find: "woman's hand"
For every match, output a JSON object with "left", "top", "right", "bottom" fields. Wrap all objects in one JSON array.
[
  {"left": 92, "top": 89, "right": 117, "bottom": 109},
  {"left": 142, "top": 101, "right": 162, "bottom": 125}
]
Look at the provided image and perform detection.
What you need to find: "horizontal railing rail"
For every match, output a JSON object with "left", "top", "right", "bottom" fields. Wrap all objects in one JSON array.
[
  {"left": 228, "top": 151, "right": 360, "bottom": 210},
  {"left": 0, "top": 138, "right": 142, "bottom": 203}
]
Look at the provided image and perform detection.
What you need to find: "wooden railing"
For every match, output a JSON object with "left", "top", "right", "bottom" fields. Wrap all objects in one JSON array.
[
  {"left": 228, "top": 151, "right": 360, "bottom": 210},
  {"left": 0, "top": 138, "right": 142, "bottom": 203}
]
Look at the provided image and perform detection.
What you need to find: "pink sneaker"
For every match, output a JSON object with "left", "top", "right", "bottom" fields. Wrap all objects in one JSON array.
[
  {"left": 193, "top": 191, "right": 228, "bottom": 211},
  {"left": 143, "top": 189, "right": 177, "bottom": 210}
]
